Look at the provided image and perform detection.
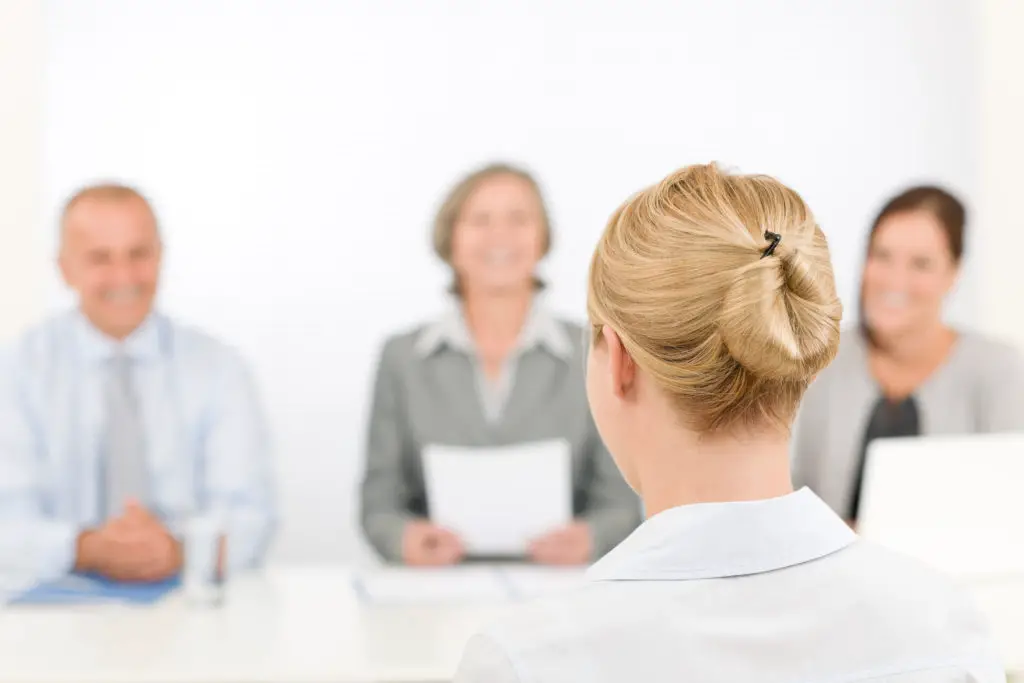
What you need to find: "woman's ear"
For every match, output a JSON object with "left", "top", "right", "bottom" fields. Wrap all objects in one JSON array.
[{"left": 602, "top": 325, "right": 636, "bottom": 399}]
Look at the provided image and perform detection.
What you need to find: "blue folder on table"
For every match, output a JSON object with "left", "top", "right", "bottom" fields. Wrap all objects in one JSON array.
[{"left": 10, "top": 573, "right": 180, "bottom": 605}]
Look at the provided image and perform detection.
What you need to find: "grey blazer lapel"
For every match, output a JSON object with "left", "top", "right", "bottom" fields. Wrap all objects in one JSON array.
[
  {"left": 500, "top": 350, "right": 567, "bottom": 433},
  {"left": 423, "top": 350, "right": 491, "bottom": 443}
]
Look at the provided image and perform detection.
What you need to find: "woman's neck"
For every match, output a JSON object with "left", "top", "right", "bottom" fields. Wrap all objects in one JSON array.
[
  {"left": 871, "top": 321, "right": 955, "bottom": 365},
  {"left": 461, "top": 287, "right": 534, "bottom": 347},
  {"left": 635, "top": 430, "right": 794, "bottom": 519}
]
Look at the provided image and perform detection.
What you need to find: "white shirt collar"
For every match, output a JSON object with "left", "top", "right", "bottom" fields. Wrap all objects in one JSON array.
[
  {"left": 414, "top": 297, "right": 573, "bottom": 361},
  {"left": 587, "top": 487, "right": 856, "bottom": 582},
  {"left": 72, "top": 309, "right": 164, "bottom": 363}
]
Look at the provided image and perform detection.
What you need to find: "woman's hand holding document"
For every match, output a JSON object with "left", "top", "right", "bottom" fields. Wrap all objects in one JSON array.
[
  {"left": 402, "top": 520, "right": 465, "bottom": 566},
  {"left": 423, "top": 440, "right": 574, "bottom": 559},
  {"left": 527, "top": 521, "right": 592, "bottom": 565}
]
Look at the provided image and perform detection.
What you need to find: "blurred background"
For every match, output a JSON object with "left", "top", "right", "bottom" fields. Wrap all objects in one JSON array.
[{"left": 0, "top": 0, "right": 1020, "bottom": 565}]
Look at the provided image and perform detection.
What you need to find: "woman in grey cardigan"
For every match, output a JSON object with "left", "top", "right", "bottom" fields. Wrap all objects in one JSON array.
[
  {"left": 360, "top": 163, "right": 639, "bottom": 566},
  {"left": 794, "top": 186, "right": 1024, "bottom": 523}
]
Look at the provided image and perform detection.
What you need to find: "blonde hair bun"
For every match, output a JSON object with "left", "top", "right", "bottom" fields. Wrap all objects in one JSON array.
[
  {"left": 588, "top": 163, "right": 843, "bottom": 431},
  {"left": 719, "top": 234, "right": 842, "bottom": 382}
]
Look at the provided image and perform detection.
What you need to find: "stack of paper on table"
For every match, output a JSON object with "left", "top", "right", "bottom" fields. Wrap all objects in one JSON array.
[
  {"left": 500, "top": 566, "right": 587, "bottom": 599},
  {"left": 353, "top": 567, "right": 508, "bottom": 604},
  {"left": 353, "top": 566, "right": 588, "bottom": 604}
]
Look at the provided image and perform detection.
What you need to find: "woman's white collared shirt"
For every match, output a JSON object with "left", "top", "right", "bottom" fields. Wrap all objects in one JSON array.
[{"left": 454, "top": 488, "right": 1003, "bottom": 683}]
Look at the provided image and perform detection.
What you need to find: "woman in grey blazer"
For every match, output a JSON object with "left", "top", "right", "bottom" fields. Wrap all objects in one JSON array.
[
  {"left": 360, "top": 163, "right": 640, "bottom": 566},
  {"left": 794, "top": 186, "right": 1024, "bottom": 522}
]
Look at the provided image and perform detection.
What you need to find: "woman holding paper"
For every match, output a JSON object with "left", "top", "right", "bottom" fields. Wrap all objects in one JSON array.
[
  {"left": 359, "top": 163, "right": 640, "bottom": 566},
  {"left": 793, "top": 186, "right": 1024, "bottom": 524},
  {"left": 453, "top": 164, "right": 1001, "bottom": 682}
]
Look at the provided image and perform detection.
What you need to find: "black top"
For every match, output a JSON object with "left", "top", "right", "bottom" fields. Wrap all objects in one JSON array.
[{"left": 848, "top": 395, "right": 921, "bottom": 521}]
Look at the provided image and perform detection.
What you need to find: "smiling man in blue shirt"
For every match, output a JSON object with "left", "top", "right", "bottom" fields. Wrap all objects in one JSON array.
[{"left": 0, "top": 184, "right": 275, "bottom": 584}]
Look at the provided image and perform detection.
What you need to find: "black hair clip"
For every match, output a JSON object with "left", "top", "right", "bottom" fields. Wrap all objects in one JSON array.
[{"left": 760, "top": 230, "right": 782, "bottom": 259}]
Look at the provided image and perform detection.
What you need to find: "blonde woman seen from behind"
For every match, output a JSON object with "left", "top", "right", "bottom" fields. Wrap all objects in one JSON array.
[{"left": 453, "top": 164, "right": 1002, "bottom": 683}]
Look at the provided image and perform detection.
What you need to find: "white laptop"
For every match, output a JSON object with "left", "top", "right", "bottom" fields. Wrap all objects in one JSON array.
[{"left": 857, "top": 432, "right": 1024, "bottom": 579}]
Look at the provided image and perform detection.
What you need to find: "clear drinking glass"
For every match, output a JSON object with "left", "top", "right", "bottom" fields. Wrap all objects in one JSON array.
[{"left": 182, "top": 513, "right": 226, "bottom": 607}]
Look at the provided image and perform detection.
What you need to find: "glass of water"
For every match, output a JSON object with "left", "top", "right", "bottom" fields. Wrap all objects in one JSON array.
[{"left": 182, "top": 513, "right": 226, "bottom": 607}]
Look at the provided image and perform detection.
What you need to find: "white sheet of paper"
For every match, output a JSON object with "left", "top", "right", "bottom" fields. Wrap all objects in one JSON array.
[
  {"left": 500, "top": 566, "right": 587, "bottom": 600},
  {"left": 423, "top": 440, "right": 572, "bottom": 556},
  {"left": 354, "top": 567, "right": 508, "bottom": 604}
]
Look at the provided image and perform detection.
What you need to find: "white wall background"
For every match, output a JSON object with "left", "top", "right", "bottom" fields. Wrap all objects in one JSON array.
[
  {"left": 977, "top": 1, "right": 1024, "bottom": 347},
  {"left": 0, "top": 0, "right": 45, "bottom": 339},
  {"left": 0, "top": 0, "right": 999, "bottom": 562}
]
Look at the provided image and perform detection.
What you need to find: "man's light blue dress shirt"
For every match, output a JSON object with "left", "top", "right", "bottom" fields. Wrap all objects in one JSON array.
[{"left": 0, "top": 311, "right": 275, "bottom": 582}]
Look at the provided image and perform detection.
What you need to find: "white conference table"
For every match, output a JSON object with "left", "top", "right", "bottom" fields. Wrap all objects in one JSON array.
[
  {"left": 0, "top": 567, "right": 508, "bottom": 683},
  {"left": 0, "top": 567, "right": 1022, "bottom": 683}
]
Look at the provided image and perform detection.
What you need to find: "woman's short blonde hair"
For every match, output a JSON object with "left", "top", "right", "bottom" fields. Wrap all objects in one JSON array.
[
  {"left": 588, "top": 163, "right": 842, "bottom": 433},
  {"left": 432, "top": 163, "right": 552, "bottom": 291}
]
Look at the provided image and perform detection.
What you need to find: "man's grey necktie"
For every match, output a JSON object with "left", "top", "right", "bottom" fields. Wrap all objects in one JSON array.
[{"left": 104, "top": 353, "right": 149, "bottom": 519}]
